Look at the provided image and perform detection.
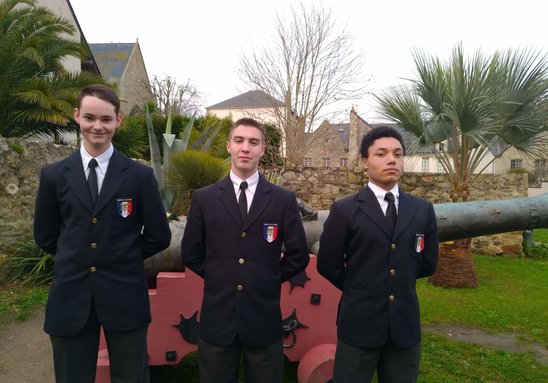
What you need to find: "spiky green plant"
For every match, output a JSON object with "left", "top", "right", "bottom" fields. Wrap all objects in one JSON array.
[
  {"left": 145, "top": 105, "right": 224, "bottom": 213},
  {"left": 166, "top": 150, "right": 231, "bottom": 215},
  {"left": 112, "top": 115, "right": 148, "bottom": 159},
  {"left": 6, "top": 240, "right": 53, "bottom": 286}
]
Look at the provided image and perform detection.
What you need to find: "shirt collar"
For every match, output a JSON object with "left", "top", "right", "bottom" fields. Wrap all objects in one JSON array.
[
  {"left": 230, "top": 170, "right": 259, "bottom": 194},
  {"left": 367, "top": 182, "right": 399, "bottom": 206},
  {"left": 80, "top": 144, "right": 114, "bottom": 174}
]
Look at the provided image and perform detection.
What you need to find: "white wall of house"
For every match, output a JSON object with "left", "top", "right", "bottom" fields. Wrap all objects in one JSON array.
[
  {"left": 207, "top": 107, "right": 278, "bottom": 125},
  {"left": 404, "top": 153, "right": 496, "bottom": 174}
]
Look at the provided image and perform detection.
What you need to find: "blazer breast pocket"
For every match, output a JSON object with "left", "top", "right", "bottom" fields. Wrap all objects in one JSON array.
[
  {"left": 258, "top": 223, "right": 281, "bottom": 250},
  {"left": 112, "top": 197, "right": 137, "bottom": 227}
]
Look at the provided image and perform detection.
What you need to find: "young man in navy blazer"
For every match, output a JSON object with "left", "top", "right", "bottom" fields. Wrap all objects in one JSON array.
[
  {"left": 34, "top": 84, "right": 171, "bottom": 383},
  {"left": 181, "top": 117, "right": 309, "bottom": 383},
  {"left": 317, "top": 125, "right": 438, "bottom": 383}
]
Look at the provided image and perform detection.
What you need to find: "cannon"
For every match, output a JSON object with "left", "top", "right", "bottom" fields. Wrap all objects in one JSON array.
[{"left": 95, "top": 193, "right": 547, "bottom": 383}]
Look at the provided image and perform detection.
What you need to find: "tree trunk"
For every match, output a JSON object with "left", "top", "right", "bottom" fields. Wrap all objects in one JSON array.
[
  {"left": 429, "top": 238, "right": 478, "bottom": 287},
  {"left": 429, "top": 187, "right": 479, "bottom": 288}
]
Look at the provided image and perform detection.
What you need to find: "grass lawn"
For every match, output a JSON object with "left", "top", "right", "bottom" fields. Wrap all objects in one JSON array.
[
  {"left": 532, "top": 228, "right": 548, "bottom": 243},
  {"left": 1, "top": 254, "right": 547, "bottom": 382}
]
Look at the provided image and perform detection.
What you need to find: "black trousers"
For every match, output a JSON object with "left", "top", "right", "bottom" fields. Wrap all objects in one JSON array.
[
  {"left": 333, "top": 338, "right": 421, "bottom": 383},
  {"left": 198, "top": 336, "right": 284, "bottom": 383},
  {"left": 49, "top": 303, "right": 149, "bottom": 383}
]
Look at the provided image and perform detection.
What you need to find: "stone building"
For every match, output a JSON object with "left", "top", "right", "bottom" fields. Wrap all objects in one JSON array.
[
  {"left": 303, "top": 107, "right": 372, "bottom": 169},
  {"left": 89, "top": 42, "right": 154, "bottom": 115}
]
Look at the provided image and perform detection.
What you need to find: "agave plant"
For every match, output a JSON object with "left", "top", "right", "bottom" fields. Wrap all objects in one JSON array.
[{"left": 145, "top": 105, "right": 224, "bottom": 213}]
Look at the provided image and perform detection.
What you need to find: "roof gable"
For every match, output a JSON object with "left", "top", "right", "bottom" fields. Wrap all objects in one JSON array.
[
  {"left": 88, "top": 43, "right": 134, "bottom": 80},
  {"left": 207, "top": 90, "right": 284, "bottom": 109}
]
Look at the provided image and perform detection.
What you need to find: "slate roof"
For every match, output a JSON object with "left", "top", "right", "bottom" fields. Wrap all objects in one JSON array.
[
  {"left": 207, "top": 90, "right": 284, "bottom": 109},
  {"left": 88, "top": 43, "right": 134, "bottom": 80}
]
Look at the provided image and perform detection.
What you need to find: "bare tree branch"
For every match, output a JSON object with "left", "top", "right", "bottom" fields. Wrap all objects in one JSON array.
[
  {"left": 239, "top": 2, "right": 368, "bottom": 166},
  {"left": 150, "top": 75, "right": 205, "bottom": 116}
]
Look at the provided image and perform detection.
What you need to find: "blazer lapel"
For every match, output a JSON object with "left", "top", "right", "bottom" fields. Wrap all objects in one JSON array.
[
  {"left": 358, "top": 186, "right": 394, "bottom": 239},
  {"left": 244, "top": 176, "right": 272, "bottom": 230},
  {"left": 393, "top": 192, "right": 415, "bottom": 240},
  {"left": 94, "top": 150, "right": 129, "bottom": 214},
  {"left": 63, "top": 151, "right": 94, "bottom": 213},
  {"left": 219, "top": 176, "right": 242, "bottom": 226}
]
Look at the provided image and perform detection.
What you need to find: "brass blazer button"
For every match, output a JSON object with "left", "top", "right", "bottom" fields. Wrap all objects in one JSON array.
[
  {"left": 391, "top": 243, "right": 396, "bottom": 250},
  {"left": 239, "top": 258, "right": 245, "bottom": 264},
  {"left": 90, "top": 242, "right": 97, "bottom": 249},
  {"left": 91, "top": 218, "right": 98, "bottom": 224},
  {"left": 236, "top": 284, "right": 243, "bottom": 291},
  {"left": 241, "top": 232, "right": 247, "bottom": 238},
  {"left": 90, "top": 266, "right": 97, "bottom": 273},
  {"left": 389, "top": 295, "right": 395, "bottom": 301},
  {"left": 389, "top": 269, "right": 396, "bottom": 275}
]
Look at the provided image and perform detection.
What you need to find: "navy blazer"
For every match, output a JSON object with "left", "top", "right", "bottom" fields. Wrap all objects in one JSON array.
[
  {"left": 34, "top": 149, "right": 171, "bottom": 336},
  {"left": 181, "top": 175, "right": 309, "bottom": 348},
  {"left": 317, "top": 186, "right": 438, "bottom": 349}
]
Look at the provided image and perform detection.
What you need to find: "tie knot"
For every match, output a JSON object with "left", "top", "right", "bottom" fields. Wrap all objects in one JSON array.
[
  {"left": 89, "top": 158, "right": 98, "bottom": 169},
  {"left": 240, "top": 181, "right": 248, "bottom": 191},
  {"left": 385, "top": 192, "right": 395, "bottom": 203}
]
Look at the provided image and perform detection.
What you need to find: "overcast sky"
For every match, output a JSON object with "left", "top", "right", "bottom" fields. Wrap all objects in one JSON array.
[{"left": 70, "top": 0, "right": 546, "bottom": 122}]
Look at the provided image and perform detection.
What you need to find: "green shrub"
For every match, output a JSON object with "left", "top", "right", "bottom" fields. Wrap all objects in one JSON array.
[{"left": 6, "top": 240, "right": 54, "bottom": 286}]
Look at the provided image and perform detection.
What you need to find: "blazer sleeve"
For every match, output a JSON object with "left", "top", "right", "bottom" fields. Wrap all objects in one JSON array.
[
  {"left": 316, "top": 201, "right": 349, "bottom": 290},
  {"left": 417, "top": 202, "right": 439, "bottom": 278},
  {"left": 34, "top": 166, "right": 60, "bottom": 255},
  {"left": 180, "top": 190, "right": 206, "bottom": 278},
  {"left": 140, "top": 167, "right": 172, "bottom": 258},
  {"left": 280, "top": 193, "right": 309, "bottom": 282}
]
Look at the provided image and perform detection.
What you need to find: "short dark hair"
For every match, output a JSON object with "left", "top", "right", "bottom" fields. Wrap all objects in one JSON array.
[
  {"left": 230, "top": 117, "right": 265, "bottom": 141},
  {"left": 77, "top": 84, "right": 121, "bottom": 114},
  {"left": 360, "top": 125, "right": 406, "bottom": 158}
]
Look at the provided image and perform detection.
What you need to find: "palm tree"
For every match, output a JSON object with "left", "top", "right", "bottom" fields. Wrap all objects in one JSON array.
[
  {"left": 0, "top": 0, "right": 104, "bottom": 138},
  {"left": 375, "top": 44, "right": 548, "bottom": 287}
]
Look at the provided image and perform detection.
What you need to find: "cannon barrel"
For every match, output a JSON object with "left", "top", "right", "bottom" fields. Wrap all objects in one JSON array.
[
  {"left": 434, "top": 193, "right": 548, "bottom": 241},
  {"left": 145, "top": 193, "right": 548, "bottom": 281}
]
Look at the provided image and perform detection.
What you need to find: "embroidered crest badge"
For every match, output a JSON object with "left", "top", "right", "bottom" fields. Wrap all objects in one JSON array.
[
  {"left": 415, "top": 233, "right": 425, "bottom": 252},
  {"left": 263, "top": 223, "right": 278, "bottom": 243},
  {"left": 116, "top": 198, "right": 133, "bottom": 218}
]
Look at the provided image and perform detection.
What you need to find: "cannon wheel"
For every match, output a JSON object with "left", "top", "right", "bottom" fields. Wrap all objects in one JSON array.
[{"left": 297, "top": 344, "right": 336, "bottom": 383}]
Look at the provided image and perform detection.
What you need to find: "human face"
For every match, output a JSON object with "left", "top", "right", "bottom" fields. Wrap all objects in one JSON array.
[
  {"left": 226, "top": 124, "right": 265, "bottom": 179},
  {"left": 362, "top": 137, "right": 404, "bottom": 191},
  {"left": 74, "top": 95, "right": 122, "bottom": 157}
]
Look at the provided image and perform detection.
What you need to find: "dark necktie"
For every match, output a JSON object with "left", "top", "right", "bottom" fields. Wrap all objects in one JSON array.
[
  {"left": 88, "top": 158, "right": 99, "bottom": 205},
  {"left": 239, "top": 181, "right": 248, "bottom": 222},
  {"left": 385, "top": 192, "right": 397, "bottom": 235}
]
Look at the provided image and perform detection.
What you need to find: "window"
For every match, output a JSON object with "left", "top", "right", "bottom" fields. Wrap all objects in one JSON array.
[
  {"left": 421, "top": 158, "right": 429, "bottom": 172},
  {"left": 303, "top": 158, "right": 312, "bottom": 167},
  {"left": 510, "top": 159, "right": 522, "bottom": 169},
  {"left": 339, "top": 158, "right": 348, "bottom": 167},
  {"left": 437, "top": 160, "right": 444, "bottom": 173},
  {"left": 322, "top": 158, "right": 331, "bottom": 167}
]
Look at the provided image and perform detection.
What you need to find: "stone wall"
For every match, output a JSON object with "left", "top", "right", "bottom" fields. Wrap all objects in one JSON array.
[
  {"left": 0, "top": 136, "right": 74, "bottom": 251},
  {"left": 0, "top": 137, "right": 528, "bottom": 255},
  {"left": 266, "top": 166, "right": 528, "bottom": 255}
]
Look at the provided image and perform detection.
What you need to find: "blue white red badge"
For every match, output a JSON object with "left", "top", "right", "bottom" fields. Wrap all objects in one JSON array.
[
  {"left": 415, "top": 233, "right": 425, "bottom": 252},
  {"left": 263, "top": 223, "right": 278, "bottom": 243},
  {"left": 116, "top": 198, "right": 133, "bottom": 218}
]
